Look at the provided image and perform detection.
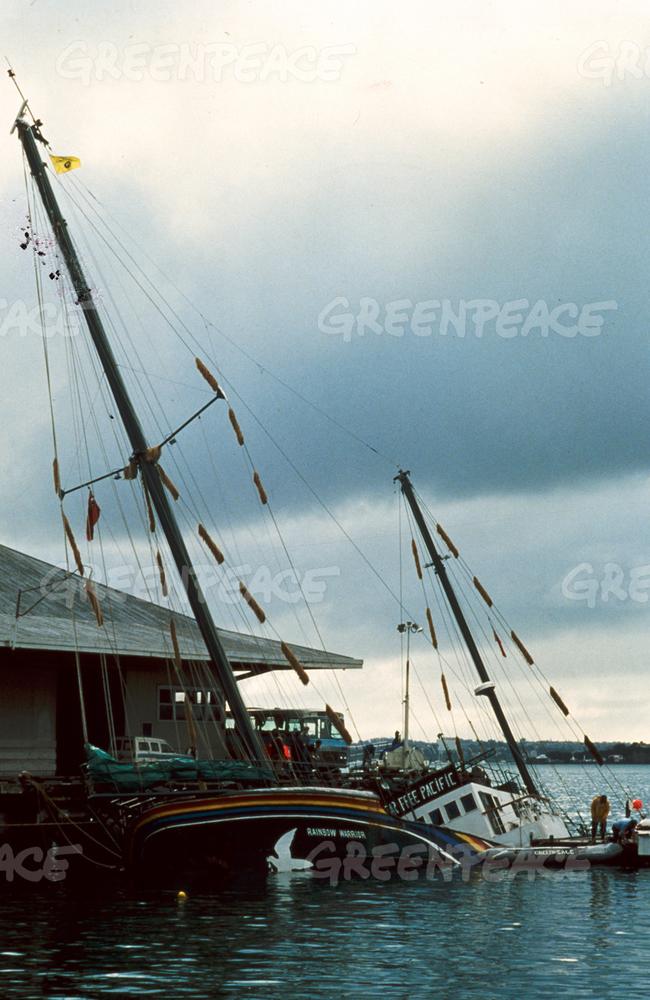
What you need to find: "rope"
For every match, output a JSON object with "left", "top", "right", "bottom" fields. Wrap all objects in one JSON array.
[{"left": 27, "top": 777, "right": 123, "bottom": 864}]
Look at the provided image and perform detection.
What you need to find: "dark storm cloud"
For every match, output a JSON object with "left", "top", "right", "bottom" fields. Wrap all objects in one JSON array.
[
  {"left": 127, "top": 94, "right": 648, "bottom": 519},
  {"left": 2, "top": 0, "right": 649, "bottom": 738},
  {"left": 3, "top": 93, "right": 648, "bottom": 565}
]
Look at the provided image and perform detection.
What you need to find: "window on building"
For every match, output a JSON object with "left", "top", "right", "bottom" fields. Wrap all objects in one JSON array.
[
  {"left": 159, "top": 688, "right": 173, "bottom": 721},
  {"left": 158, "top": 686, "right": 221, "bottom": 723},
  {"left": 429, "top": 808, "right": 444, "bottom": 826}
]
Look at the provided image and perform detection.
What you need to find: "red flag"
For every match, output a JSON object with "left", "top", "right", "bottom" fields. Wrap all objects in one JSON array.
[
  {"left": 492, "top": 626, "right": 507, "bottom": 657},
  {"left": 86, "top": 492, "right": 101, "bottom": 541}
]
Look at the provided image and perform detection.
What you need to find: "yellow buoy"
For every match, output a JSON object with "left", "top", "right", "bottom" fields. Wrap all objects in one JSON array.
[{"left": 177, "top": 890, "right": 188, "bottom": 901}]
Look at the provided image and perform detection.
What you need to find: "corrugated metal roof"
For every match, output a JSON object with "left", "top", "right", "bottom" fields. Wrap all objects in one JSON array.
[{"left": 0, "top": 544, "right": 362, "bottom": 671}]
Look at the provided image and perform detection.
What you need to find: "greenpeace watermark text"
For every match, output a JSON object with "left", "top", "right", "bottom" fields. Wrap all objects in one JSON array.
[
  {"left": 39, "top": 561, "right": 340, "bottom": 609},
  {"left": 578, "top": 41, "right": 650, "bottom": 86},
  {"left": 318, "top": 297, "right": 617, "bottom": 342},
  {"left": 56, "top": 41, "right": 356, "bottom": 84},
  {"left": 562, "top": 563, "right": 650, "bottom": 608},
  {"left": 0, "top": 843, "right": 82, "bottom": 883}
]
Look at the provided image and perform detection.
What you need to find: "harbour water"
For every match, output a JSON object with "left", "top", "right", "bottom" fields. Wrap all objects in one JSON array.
[{"left": 1, "top": 766, "right": 648, "bottom": 999}]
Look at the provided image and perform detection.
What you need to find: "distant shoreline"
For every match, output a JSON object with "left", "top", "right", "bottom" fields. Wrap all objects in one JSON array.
[{"left": 353, "top": 737, "right": 650, "bottom": 766}]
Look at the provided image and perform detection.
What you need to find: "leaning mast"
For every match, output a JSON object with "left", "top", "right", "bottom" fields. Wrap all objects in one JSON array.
[
  {"left": 396, "top": 470, "right": 538, "bottom": 797},
  {"left": 14, "top": 109, "right": 266, "bottom": 766}
]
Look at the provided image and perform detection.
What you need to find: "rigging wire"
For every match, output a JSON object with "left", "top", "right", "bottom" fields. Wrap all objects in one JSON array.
[
  {"left": 53, "top": 175, "right": 427, "bottom": 679},
  {"left": 71, "top": 176, "right": 397, "bottom": 467},
  {"left": 58, "top": 177, "right": 415, "bottom": 638},
  {"left": 37, "top": 161, "right": 625, "bottom": 801},
  {"left": 57, "top": 182, "right": 338, "bottom": 712},
  {"left": 414, "top": 489, "right": 632, "bottom": 805},
  {"left": 402, "top": 500, "right": 497, "bottom": 745}
]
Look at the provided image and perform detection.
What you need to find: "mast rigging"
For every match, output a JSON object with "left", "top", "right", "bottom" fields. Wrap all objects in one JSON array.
[
  {"left": 15, "top": 111, "right": 266, "bottom": 767},
  {"left": 396, "top": 469, "right": 539, "bottom": 797}
]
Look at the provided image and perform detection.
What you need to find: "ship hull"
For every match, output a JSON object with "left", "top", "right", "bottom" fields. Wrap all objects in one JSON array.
[{"left": 126, "top": 787, "right": 485, "bottom": 887}]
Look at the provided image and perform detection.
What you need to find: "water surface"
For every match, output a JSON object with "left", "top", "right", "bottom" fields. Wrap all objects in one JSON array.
[{"left": 1, "top": 765, "right": 647, "bottom": 999}]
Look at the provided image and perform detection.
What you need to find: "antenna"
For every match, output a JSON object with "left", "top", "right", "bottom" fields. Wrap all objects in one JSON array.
[{"left": 6, "top": 62, "right": 44, "bottom": 136}]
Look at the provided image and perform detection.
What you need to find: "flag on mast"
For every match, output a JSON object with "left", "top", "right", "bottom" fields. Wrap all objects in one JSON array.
[
  {"left": 86, "top": 492, "right": 101, "bottom": 541},
  {"left": 50, "top": 154, "right": 81, "bottom": 174}
]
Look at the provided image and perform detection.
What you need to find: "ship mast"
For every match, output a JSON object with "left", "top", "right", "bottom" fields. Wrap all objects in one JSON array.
[
  {"left": 396, "top": 470, "right": 538, "bottom": 797},
  {"left": 397, "top": 620, "right": 421, "bottom": 753},
  {"left": 15, "top": 113, "right": 266, "bottom": 766}
]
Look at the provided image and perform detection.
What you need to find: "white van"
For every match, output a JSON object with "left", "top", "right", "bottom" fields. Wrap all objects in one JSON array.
[{"left": 114, "top": 736, "right": 192, "bottom": 763}]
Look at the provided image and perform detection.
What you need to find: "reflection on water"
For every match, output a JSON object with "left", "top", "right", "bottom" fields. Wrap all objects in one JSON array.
[{"left": 1, "top": 766, "right": 649, "bottom": 999}]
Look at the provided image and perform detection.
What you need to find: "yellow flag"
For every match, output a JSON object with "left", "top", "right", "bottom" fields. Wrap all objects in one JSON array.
[{"left": 49, "top": 154, "right": 81, "bottom": 174}]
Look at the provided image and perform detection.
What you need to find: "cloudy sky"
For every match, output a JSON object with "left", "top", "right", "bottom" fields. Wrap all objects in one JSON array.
[{"left": 1, "top": 1, "right": 649, "bottom": 743}]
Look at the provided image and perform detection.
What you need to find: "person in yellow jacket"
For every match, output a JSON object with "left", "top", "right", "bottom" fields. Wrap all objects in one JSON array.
[{"left": 591, "top": 794, "right": 610, "bottom": 842}]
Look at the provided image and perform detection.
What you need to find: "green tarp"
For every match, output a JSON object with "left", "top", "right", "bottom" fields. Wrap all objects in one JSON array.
[{"left": 84, "top": 744, "right": 274, "bottom": 791}]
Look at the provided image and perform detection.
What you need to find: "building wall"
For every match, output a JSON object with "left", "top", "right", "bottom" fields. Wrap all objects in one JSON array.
[
  {"left": 0, "top": 650, "right": 235, "bottom": 777},
  {"left": 0, "top": 657, "right": 57, "bottom": 777},
  {"left": 123, "top": 661, "right": 227, "bottom": 758}
]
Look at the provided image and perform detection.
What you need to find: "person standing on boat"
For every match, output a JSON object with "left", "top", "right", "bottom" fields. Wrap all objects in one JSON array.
[
  {"left": 390, "top": 731, "right": 403, "bottom": 750},
  {"left": 590, "top": 794, "right": 610, "bottom": 842}
]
